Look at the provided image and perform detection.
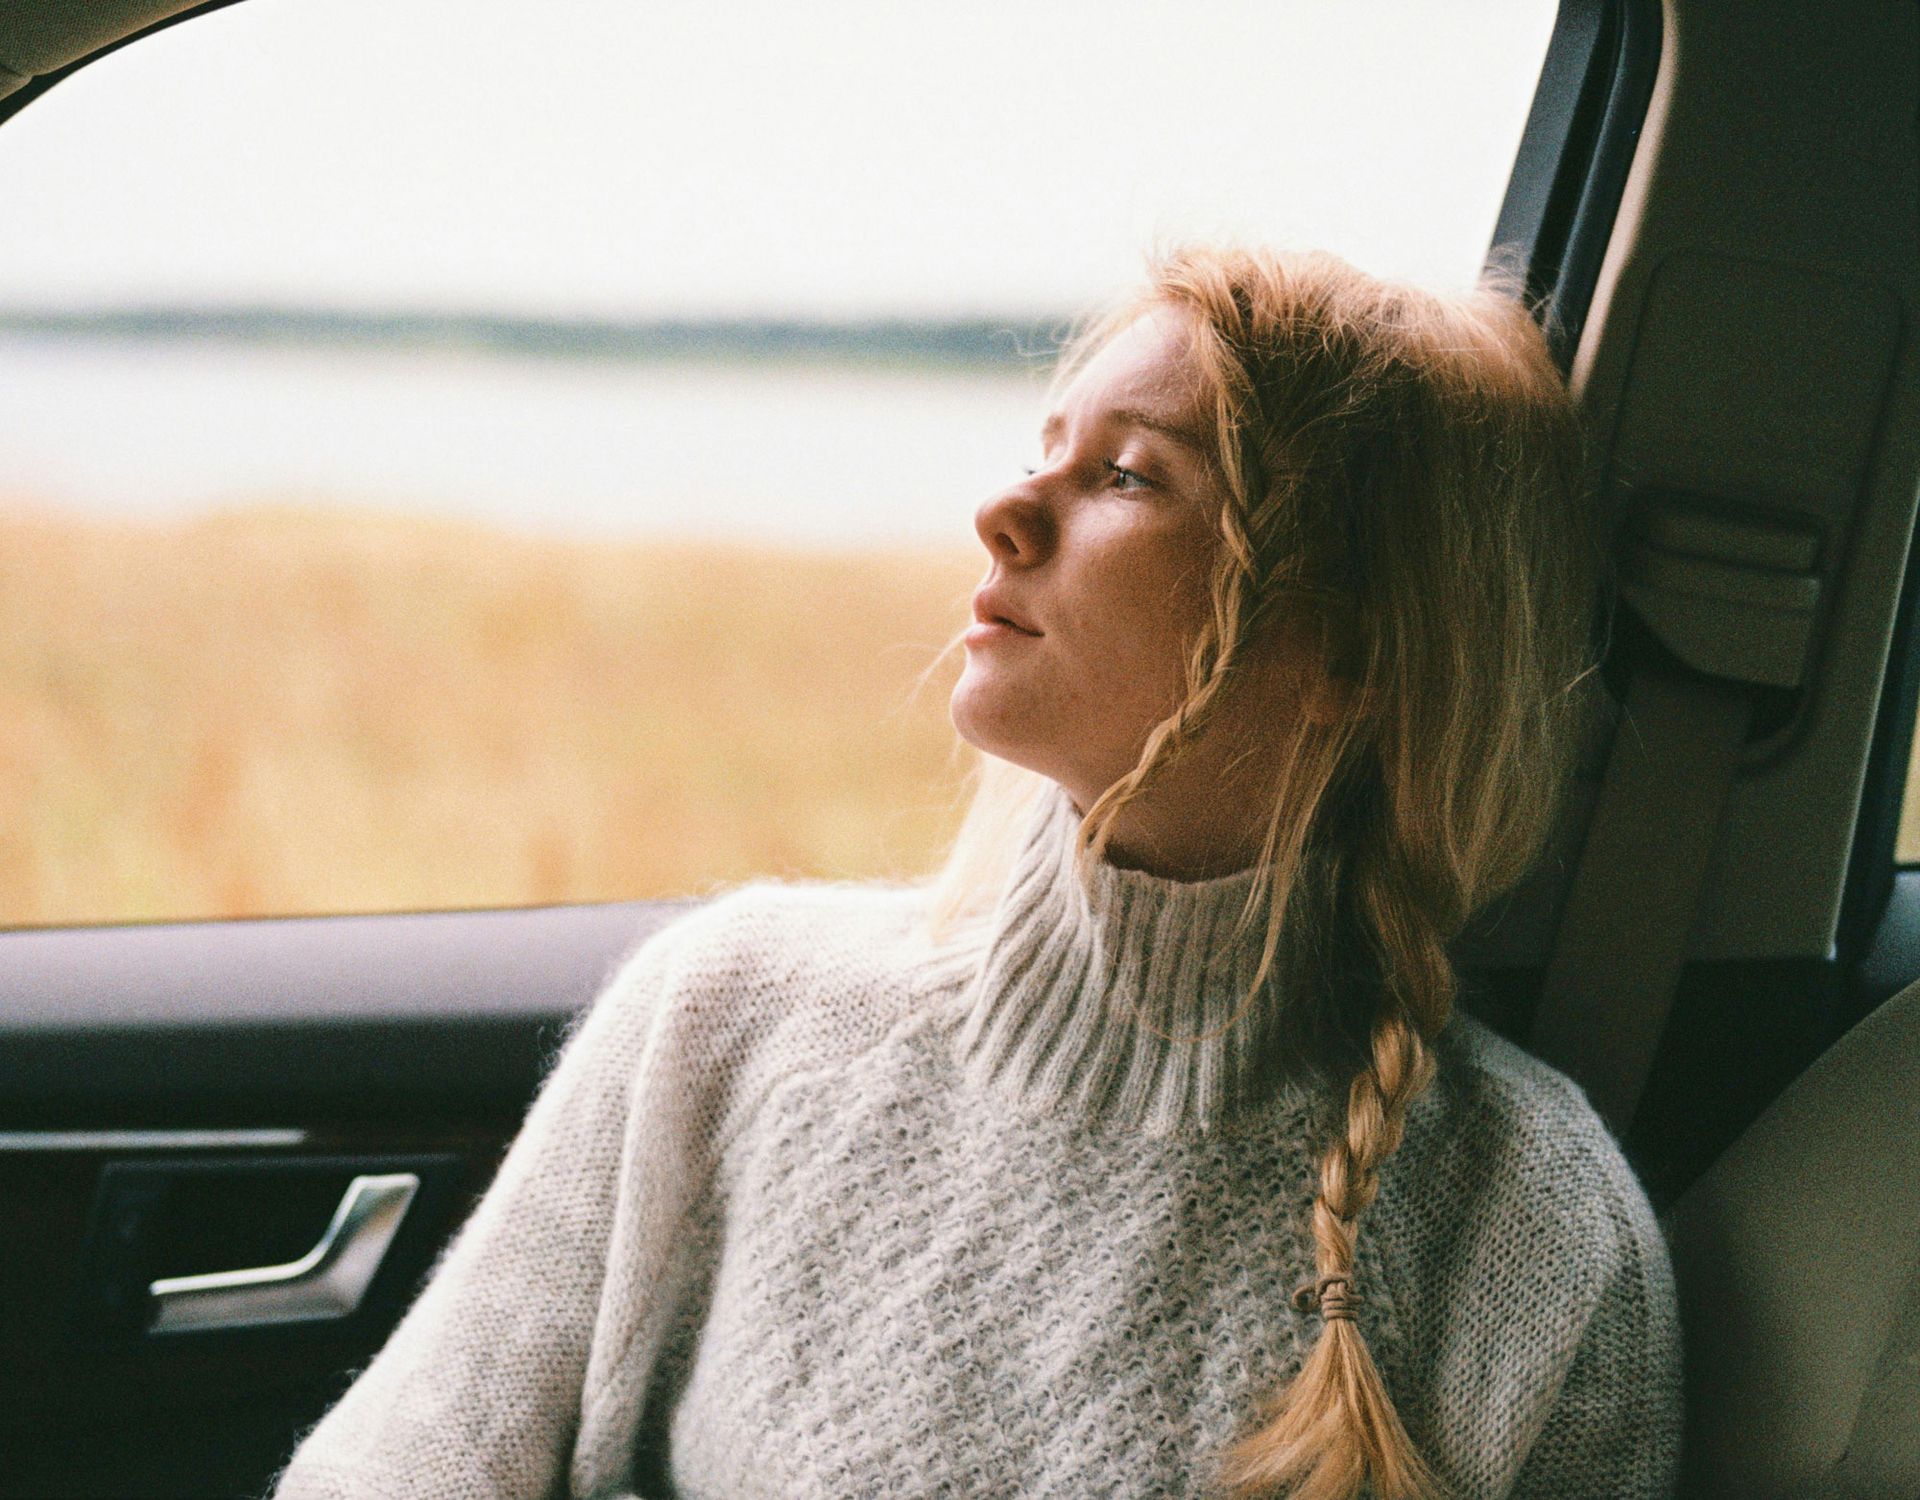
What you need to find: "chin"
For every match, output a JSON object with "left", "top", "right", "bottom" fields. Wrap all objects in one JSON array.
[
  {"left": 946, "top": 675, "right": 995, "bottom": 755},
  {"left": 949, "top": 675, "right": 1041, "bottom": 769}
]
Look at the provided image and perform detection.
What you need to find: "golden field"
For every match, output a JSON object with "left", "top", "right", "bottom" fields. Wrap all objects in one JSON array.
[
  {"left": 0, "top": 503, "right": 985, "bottom": 928},
  {"left": 11, "top": 500, "right": 1920, "bottom": 930}
]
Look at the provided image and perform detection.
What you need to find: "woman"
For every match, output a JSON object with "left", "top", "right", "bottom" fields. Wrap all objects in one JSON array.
[{"left": 271, "top": 247, "right": 1681, "bottom": 1500}]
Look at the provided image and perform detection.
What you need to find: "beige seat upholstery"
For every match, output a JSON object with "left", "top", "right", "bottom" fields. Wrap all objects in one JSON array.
[{"left": 1665, "top": 980, "right": 1920, "bottom": 1497}]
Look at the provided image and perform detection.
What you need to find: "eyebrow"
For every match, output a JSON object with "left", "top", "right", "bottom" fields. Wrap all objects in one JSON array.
[{"left": 1041, "top": 407, "right": 1214, "bottom": 459}]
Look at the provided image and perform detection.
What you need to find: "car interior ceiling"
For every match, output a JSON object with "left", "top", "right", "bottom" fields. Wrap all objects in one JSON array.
[{"left": 1, "top": 1, "right": 1918, "bottom": 1498}]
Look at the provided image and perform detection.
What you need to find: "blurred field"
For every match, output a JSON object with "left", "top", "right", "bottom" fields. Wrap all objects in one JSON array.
[{"left": 0, "top": 502, "right": 984, "bottom": 928}]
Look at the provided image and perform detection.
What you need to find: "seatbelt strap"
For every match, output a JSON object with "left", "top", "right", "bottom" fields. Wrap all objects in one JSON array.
[
  {"left": 1529, "top": 656, "right": 1755, "bottom": 1137},
  {"left": 1809, "top": 1258, "right": 1920, "bottom": 1498}
]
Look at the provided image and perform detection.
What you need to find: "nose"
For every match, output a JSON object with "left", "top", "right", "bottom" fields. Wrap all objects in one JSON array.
[{"left": 973, "top": 475, "right": 1051, "bottom": 565}]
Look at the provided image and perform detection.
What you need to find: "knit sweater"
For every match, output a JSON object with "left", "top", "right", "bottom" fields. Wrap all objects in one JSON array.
[{"left": 271, "top": 781, "right": 1682, "bottom": 1500}]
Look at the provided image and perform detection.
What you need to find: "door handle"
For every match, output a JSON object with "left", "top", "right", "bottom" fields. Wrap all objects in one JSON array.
[{"left": 148, "top": 1172, "right": 419, "bottom": 1333}]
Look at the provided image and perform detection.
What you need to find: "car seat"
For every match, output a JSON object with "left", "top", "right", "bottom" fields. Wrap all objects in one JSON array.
[{"left": 1664, "top": 977, "right": 1920, "bottom": 1497}]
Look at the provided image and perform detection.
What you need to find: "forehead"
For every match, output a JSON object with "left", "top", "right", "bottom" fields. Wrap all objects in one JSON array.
[{"left": 1053, "top": 307, "right": 1209, "bottom": 432}]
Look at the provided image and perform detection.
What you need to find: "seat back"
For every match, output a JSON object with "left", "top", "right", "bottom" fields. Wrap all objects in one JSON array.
[{"left": 1665, "top": 979, "right": 1920, "bottom": 1497}]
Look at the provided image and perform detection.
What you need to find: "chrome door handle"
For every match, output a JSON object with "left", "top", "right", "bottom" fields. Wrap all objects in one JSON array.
[{"left": 148, "top": 1172, "right": 419, "bottom": 1333}]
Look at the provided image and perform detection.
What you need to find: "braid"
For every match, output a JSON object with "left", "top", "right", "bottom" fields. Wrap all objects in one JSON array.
[
  {"left": 1217, "top": 838, "right": 1454, "bottom": 1500},
  {"left": 1319, "top": 1015, "right": 1432, "bottom": 1240},
  {"left": 1217, "top": 1016, "right": 1445, "bottom": 1500}
]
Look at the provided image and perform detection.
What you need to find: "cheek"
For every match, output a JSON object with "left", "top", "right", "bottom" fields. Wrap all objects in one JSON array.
[
  {"left": 949, "top": 513, "right": 1223, "bottom": 770},
  {"left": 1080, "top": 542, "right": 1216, "bottom": 708},
  {"left": 950, "top": 593, "right": 1186, "bottom": 759}
]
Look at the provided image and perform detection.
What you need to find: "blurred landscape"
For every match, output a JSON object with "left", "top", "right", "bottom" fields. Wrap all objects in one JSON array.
[
  {"left": 9, "top": 300, "right": 1920, "bottom": 930},
  {"left": 0, "top": 501, "right": 983, "bottom": 928},
  {"left": 0, "top": 306, "right": 1064, "bottom": 369},
  {"left": 0, "top": 310, "right": 1040, "bottom": 928}
]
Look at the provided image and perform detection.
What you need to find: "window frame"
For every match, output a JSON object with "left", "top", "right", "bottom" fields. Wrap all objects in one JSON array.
[{"left": 1490, "top": 0, "right": 1662, "bottom": 371}]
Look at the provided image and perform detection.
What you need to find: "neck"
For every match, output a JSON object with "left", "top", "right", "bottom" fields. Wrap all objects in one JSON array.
[
  {"left": 1058, "top": 745, "right": 1287, "bottom": 884},
  {"left": 949, "top": 781, "right": 1312, "bottom": 1134}
]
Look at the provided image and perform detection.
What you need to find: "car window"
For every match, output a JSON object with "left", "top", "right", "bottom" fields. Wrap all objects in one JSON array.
[{"left": 0, "top": 0, "right": 1559, "bottom": 927}]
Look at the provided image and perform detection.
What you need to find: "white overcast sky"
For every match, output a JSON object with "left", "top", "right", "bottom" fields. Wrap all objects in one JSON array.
[{"left": 0, "top": 0, "right": 1557, "bottom": 319}]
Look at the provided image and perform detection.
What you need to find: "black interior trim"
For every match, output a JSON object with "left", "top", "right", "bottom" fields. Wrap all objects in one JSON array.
[
  {"left": 0, "top": 0, "right": 248, "bottom": 128},
  {"left": 1857, "top": 869, "right": 1920, "bottom": 1010},
  {"left": 1838, "top": 491, "right": 1920, "bottom": 988},
  {"left": 0, "top": 902, "right": 693, "bottom": 1126},
  {"left": 1489, "top": 0, "right": 1663, "bottom": 369}
]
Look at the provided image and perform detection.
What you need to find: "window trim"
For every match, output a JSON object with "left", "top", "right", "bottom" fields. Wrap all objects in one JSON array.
[
  {"left": 1842, "top": 446, "right": 1920, "bottom": 966},
  {"left": 1488, "top": 0, "right": 1663, "bottom": 372},
  {"left": 0, "top": 0, "right": 247, "bottom": 129}
]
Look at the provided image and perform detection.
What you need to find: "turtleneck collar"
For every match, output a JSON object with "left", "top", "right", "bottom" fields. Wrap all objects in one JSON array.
[{"left": 950, "top": 780, "right": 1309, "bottom": 1135}]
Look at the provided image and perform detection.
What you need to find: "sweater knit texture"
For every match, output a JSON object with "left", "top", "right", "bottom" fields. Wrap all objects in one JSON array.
[{"left": 271, "top": 781, "right": 1682, "bottom": 1500}]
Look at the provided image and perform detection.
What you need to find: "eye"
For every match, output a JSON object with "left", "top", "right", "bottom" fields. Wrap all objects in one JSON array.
[{"left": 1105, "top": 460, "right": 1151, "bottom": 491}]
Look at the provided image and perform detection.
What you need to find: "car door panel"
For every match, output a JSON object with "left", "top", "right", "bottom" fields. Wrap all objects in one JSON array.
[{"left": 0, "top": 901, "right": 687, "bottom": 1499}]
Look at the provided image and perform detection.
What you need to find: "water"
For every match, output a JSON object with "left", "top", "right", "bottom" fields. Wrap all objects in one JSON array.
[{"left": 0, "top": 334, "right": 1051, "bottom": 548}]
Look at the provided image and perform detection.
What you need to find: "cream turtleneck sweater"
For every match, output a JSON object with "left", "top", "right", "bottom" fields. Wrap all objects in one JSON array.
[{"left": 271, "top": 782, "right": 1681, "bottom": 1500}]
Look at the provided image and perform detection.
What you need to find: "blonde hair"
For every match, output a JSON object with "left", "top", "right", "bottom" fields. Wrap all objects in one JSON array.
[{"left": 920, "top": 245, "right": 1597, "bottom": 1498}]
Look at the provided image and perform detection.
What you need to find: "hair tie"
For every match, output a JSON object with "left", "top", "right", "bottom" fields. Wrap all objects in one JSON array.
[{"left": 1292, "top": 1274, "right": 1362, "bottom": 1322}]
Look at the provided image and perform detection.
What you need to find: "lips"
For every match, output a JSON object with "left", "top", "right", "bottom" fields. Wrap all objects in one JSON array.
[{"left": 970, "top": 589, "right": 1041, "bottom": 636}]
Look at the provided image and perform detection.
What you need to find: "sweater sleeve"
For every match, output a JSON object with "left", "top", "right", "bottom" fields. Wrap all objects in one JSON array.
[
  {"left": 268, "top": 907, "right": 718, "bottom": 1500},
  {"left": 1503, "top": 1168, "right": 1684, "bottom": 1500}
]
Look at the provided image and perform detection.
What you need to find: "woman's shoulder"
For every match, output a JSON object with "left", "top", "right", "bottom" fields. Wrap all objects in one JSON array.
[
  {"left": 1393, "top": 1017, "right": 1683, "bottom": 1495},
  {"left": 1399, "top": 1009, "right": 1676, "bottom": 1326},
  {"left": 618, "top": 875, "right": 967, "bottom": 1007},
  {"left": 1366, "top": 1014, "right": 1683, "bottom": 1492},
  {"left": 1425, "top": 1013, "right": 1651, "bottom": 1195},
  {"left": 588, "top": 875, "right": 970, "bottom": 1148}
]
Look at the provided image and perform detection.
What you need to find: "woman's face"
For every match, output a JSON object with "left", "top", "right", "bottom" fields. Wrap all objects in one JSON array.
[{"left": 953, "top": 306, "right": 1286, "bottom": 871}]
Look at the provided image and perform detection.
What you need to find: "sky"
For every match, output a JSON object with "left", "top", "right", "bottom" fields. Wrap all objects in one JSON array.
[{"left": 0, "top": 0, "right": 1558, "bottom": 320}]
